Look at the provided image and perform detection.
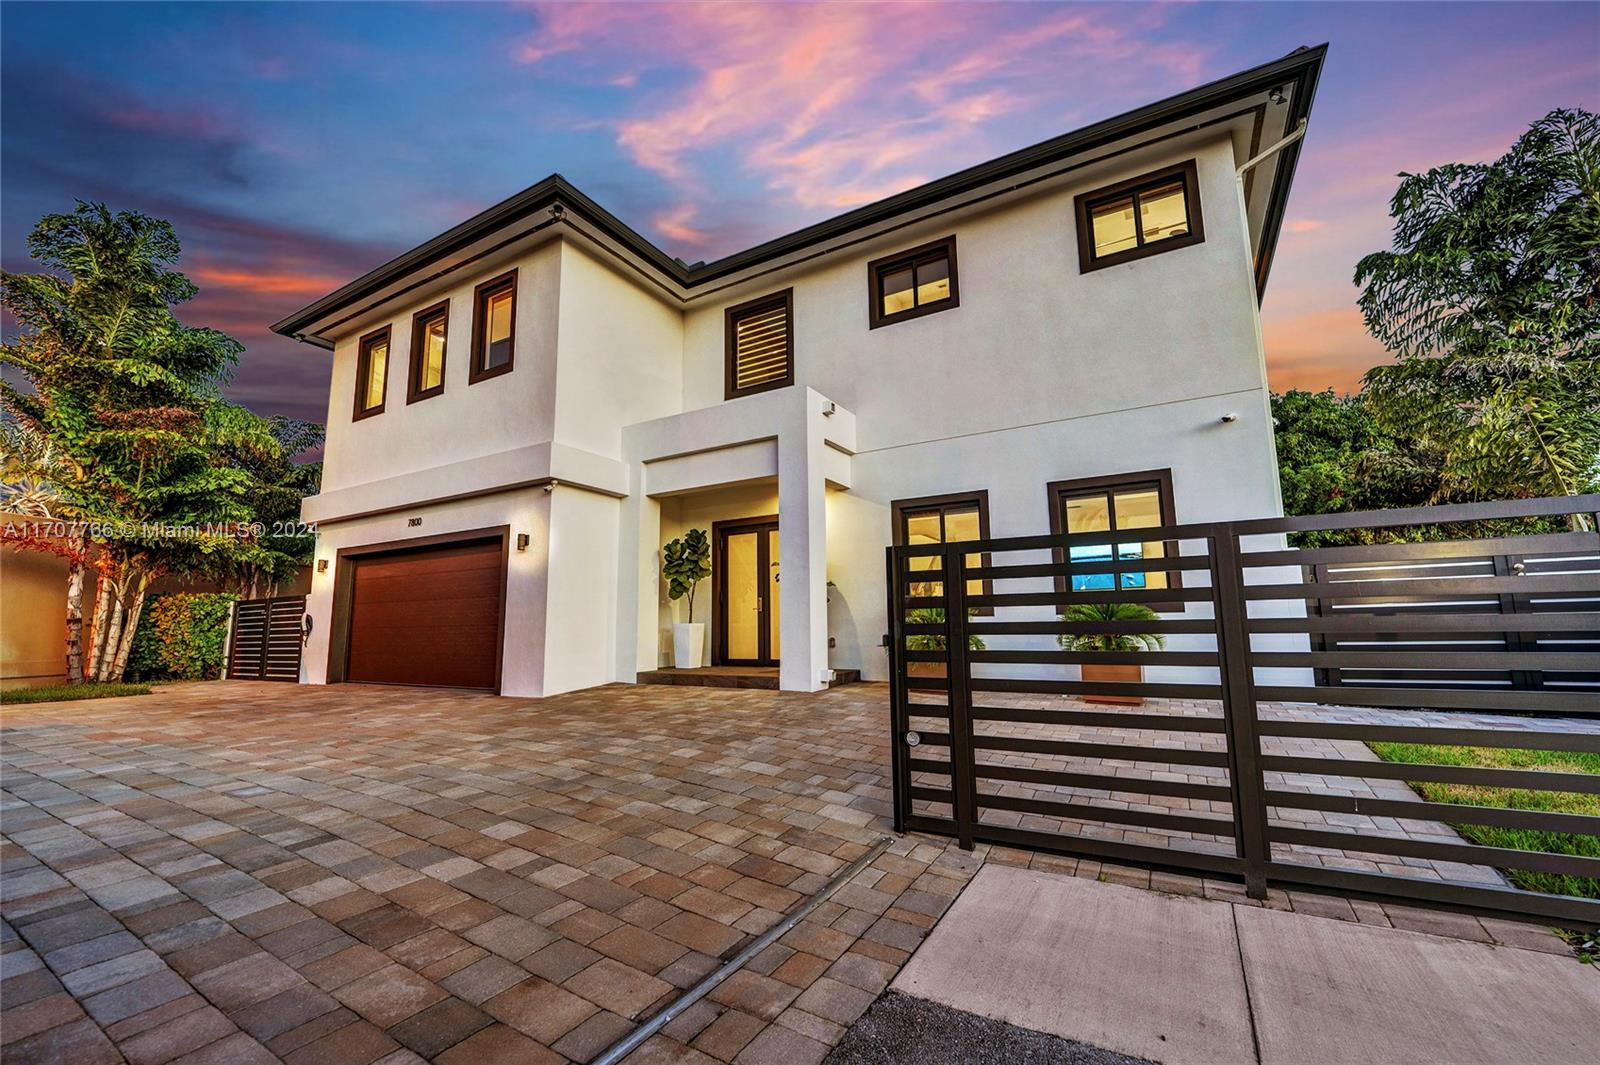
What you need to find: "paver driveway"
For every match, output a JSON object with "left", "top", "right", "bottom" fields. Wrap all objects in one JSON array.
[
  {"left": 0, "top": 681, "right": 1567, "bottom": 1065},
  {"left": 1, "top": 681, "right": 978, "bottom": 1065}
]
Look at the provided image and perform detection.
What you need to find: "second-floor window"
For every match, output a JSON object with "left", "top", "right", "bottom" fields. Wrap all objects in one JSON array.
[
  {"left": 725, "top": 288, "right": 793, "bottom": 400},
  {"left": 407, "top": 300, "right": 448, "bottom": 403},
  {"left": 868, "top": 236, "right": 959, "bottom": 329},
  {"left": 1075, "top": 160, "right": 1204, "bottom": 272},
  {"left": 470, "top": 270, "right": 516, "bottom": 384},
  {"left": 353, "top": 326, "right": 389, "bottom": 420}
]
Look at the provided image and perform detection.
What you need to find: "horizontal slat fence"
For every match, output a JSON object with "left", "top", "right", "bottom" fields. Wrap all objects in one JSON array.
[
  {"left": 1301, "top": 532, "right": 1599, "bottom": 692},
  {"left": 886, "top": 495, "right": 1600, "bottom": 927},
  {"left": 227, "top": 595, "right": 306, "bottom": 682}
]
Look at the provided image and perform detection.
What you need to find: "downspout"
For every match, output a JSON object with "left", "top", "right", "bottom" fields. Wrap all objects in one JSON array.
[
  {"left": 1236, "top": 117, "right": 1308, "bottom": 299},
  {"left": 1235, "top": 116, "right": 1308, "bottom": 516}
]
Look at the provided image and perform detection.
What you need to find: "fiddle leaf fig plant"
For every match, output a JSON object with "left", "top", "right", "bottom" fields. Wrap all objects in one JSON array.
[{"left": 663, "top": 528, "right": 712, "bottom": 624}]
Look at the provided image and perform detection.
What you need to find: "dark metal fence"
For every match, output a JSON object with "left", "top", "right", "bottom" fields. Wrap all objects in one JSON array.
[
  {"left": 227, "top": 595, "right": 306, "bottom": 682},
  {"left": 1304, "top": 540, "right": 1600, "bottom": 691},
  {"left": 886, "top": 495, "right": 1600, "bottom": 928}
]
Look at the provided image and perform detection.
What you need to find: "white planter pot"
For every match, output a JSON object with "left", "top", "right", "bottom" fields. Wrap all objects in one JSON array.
[{"left": 672, "top": 623, "right": 706, "bottom": 669}]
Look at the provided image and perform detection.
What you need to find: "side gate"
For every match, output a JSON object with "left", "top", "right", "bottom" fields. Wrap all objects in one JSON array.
[
  {"left": 886, "top": 495, "right": 1600, "bottom": 928},
  {"left": 227, "top": 595, "right": 306, "bottom": 682}
]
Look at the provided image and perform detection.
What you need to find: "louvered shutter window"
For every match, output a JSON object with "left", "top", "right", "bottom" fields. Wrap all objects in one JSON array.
[{"left": 726, "top": 291, "right": 793, "bottom": 398}]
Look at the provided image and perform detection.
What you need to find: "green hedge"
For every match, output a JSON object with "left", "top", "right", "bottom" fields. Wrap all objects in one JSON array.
[{"left": 127, "top": 593, "right": 239, "bottom": 681}]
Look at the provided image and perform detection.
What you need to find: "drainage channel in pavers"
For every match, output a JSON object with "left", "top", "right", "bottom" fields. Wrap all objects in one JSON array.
[{"left": 590, "top": 836, "right": 895, "bottom": 1065}]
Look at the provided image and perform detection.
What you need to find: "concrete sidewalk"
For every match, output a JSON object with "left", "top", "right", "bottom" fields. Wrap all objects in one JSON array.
[{"left": 891, "top": 865, "right": 1597, "bottom": 1065}]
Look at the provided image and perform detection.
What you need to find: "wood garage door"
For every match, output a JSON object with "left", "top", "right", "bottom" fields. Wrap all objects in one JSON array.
[{"left": 345, "top": 537, "right": 503, "bottom": 690}]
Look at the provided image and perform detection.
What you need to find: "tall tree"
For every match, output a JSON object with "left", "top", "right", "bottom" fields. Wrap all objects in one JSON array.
[
  {"left": 2, "top": 203, "right": 278, "bottom": 681},
  {"left": 219, "top": 416, "right": 322, "bottom": 598},
  {"left": 1355, "top": 109, "right": 1600, "bottom": 520},
  {"left": 1271, "top": 390, "right": 1439, "bottom": 541}
]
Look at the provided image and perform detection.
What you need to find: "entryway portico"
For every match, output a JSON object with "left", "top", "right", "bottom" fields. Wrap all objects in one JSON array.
[{"left": 617, "top": 386, "right": 855, "bottom": 692}]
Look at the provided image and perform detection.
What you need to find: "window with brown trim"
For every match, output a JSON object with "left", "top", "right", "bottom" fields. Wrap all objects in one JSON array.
[
  {"left": 868, "top": 235, "right": 959, "bottom": 329},
  {"left": 891, "top": 490, "right": 992, "bottom": 615},
  {"left": 725, "top": 288, "right": 793, "bottom": 399},
  {"left": 469, "top": 270, "right": 516, "bottom": 384},
  {"left": 1075, "top": 160, "right": 1204, "bottom": 272},
  {"left": 407, "top": 300, "right": 449, "bottom": 403},
  {"left": 352, "top": 326, "right": 390, "bottom": 420},
  {"left": 1047, "top": 469, "right": 1180, "bottom": 610}
]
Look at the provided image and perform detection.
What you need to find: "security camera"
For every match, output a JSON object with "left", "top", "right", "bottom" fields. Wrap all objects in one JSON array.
[{"left": 1220, "top": 413, "right": 1239, "bottom": 424}]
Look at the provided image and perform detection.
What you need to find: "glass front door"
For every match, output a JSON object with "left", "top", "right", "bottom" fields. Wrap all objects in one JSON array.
[{"left": 717, "top": 519, "right": 779, "bottom": 666}]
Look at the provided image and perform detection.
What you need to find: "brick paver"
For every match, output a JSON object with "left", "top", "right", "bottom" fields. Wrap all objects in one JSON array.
[{"left": 1, "top": 680, "right": 1575, "bottom": 1063}]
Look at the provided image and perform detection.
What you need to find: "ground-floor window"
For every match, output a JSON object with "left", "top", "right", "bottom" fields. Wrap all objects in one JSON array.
[
  {"left": 891, "top": 490, "right": 992, "bottom": 612},
  {"left": 1046, "top": 470, "right": 1180, "bottom": 609}
]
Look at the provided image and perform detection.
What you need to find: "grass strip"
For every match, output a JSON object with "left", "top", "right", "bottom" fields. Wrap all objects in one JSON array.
[
  {"left": 1368, "top": 741, "right": 1599, "bottom": 899},
  {"left": 1, "top": 682, "right": 153, "bottom": 705}
]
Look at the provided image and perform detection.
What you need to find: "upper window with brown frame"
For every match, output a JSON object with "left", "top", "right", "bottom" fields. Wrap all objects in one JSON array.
[
  {"left": 1074, "top": 160, "right": 1204, "bottom": 272},
  {"left": 407, "top": 300, "right": 449, "bottom": 403},
  {"left": 469, "top": 270, "right": 516, "bottom": 384},
  {"left": 1047, "top": 469, "right": 1180, "bottom": 610},
  {"left": 725, "top": 288, "right": 793, "bottom": 399},
  {"left": 352, "top": 326, "right": 390, "bottom": 420},
  {"left": 868, "top": 235, "right": 959, "bottom": 329},
  {"left": 891, "top": 490, "right": 992, "bottom": 614}
]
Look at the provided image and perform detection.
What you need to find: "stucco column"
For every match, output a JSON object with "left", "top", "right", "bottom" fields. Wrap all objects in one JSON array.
[
  {"left": 616, "top": 464, "right": 662, "bottom": 677},
  {"left": 778, "top": 394, "right": 831, "bottom": 692}
]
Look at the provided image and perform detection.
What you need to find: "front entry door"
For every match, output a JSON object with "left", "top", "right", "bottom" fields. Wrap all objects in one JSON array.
[{"left": 716, "top": 518, "right": 779, "bottom": 666}]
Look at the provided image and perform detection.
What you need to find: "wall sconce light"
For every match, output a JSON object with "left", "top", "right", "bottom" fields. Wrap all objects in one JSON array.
[
  {"left": 516, "top": 534, "right": 530, "bottom": 552},
  {"left": 316, "top": 559, "right": 329, "bottom": 573}
]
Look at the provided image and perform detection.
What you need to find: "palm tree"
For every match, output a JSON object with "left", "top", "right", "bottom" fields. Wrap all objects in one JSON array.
[{"left": 1057, "top": 601, "right": 1165, "bottom": 652}]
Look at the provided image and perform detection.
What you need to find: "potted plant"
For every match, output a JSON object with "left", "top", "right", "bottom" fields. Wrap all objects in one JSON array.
[
  {"left": 903, "top": 607, "right": 986, "bottom": 678},
  {"left": 663, "top": 529, "right": 711, "bottom": 668},
  {"left": 1058, "top": 602, "right": 1164, "bottom": 705}
]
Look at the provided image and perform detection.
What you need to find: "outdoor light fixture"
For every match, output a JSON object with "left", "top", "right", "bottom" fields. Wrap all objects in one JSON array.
[
  {"left": 1268, "top": 86, "right": 1285, "bottom": 106},
  {"left": 316, "top": 559, "right": 328, "bottom": 573},
  {"left": 517, "top": 534, "right": 530, "bottom": 552}
]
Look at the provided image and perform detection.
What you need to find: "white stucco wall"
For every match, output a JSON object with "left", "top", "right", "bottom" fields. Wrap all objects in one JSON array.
[
  {"left": 679, "top": 135, "right": 1260, "bottom": 453},
  {"left": 826, "top": 391, "right": 1286, "bottom": 682},
  {"left": 552, "top": 244, "right": 684, "bottom": 460},
  {"left": 543, "top": 486, "right": 619, "bottom": 695},
  {"left": 319, "top": 242, "right": 562, "bottom": 496}
]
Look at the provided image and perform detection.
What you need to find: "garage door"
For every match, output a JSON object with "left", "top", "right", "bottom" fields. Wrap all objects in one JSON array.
[{"left": 345, "top": 537, "right": 503, "bottom": 690}]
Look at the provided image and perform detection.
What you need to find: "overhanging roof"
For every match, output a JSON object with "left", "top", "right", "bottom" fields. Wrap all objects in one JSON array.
[{"left": 273, "top": 44, "right": 1326, "bottom": 346}]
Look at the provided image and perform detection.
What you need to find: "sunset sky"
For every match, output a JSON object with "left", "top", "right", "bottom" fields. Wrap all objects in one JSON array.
[{"left": 3, "top": 2, "right": 1596, "bottom": 424}]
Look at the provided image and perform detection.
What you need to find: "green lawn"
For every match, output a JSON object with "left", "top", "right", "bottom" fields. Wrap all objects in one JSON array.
[
  {"left": 1, "top": 682, "right": 152, "bottom": 705},
  {"left": 1368, "top": 742, "right": 1600, "bottom": 899}
]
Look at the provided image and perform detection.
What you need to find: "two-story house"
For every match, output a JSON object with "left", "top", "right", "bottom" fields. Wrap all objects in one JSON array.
[{"left": 273, "top": 46, "right": 1325, "bottom": 697}]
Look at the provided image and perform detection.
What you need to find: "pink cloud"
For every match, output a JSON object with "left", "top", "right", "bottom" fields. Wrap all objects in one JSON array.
[
  {"left": 1261, "top": 306, "right": 1390, "bottom": 394},
  {"left": 515, "top": 2, "right": 1211, "bottom": 252}
]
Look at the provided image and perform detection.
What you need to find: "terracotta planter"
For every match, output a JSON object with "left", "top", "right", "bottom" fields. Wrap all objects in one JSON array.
[
  {"left": 907, "top": 661, "right": 947, "bottom": 679},
  {"left": 1080, "top": 663, "right": 1143, "bottom": 705}
]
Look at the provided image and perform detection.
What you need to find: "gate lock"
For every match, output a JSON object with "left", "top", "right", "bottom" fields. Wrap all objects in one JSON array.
[{"left": 905, "top": 732, "right": 920, "bottom": 747}]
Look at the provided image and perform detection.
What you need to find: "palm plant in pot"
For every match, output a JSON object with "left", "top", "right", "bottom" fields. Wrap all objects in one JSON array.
[
  {"left": 1058, "top": 601, "right": 1164, "bottom": 705},
  {"left": 903, "top": 607, "right": 986, "bottom": 677},
  {"left": 663, "top": 529, "right": 711, "bottom": 668}
]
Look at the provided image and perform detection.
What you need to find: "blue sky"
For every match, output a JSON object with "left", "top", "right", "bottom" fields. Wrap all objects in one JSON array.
[{"left": 3, "top": 2, "right": 1596, "bottom": 422}]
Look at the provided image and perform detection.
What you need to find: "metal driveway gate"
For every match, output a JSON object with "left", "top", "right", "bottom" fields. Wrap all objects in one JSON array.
[{"left": 886, "top": 495, "right": 1600, "bottom": 928}]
